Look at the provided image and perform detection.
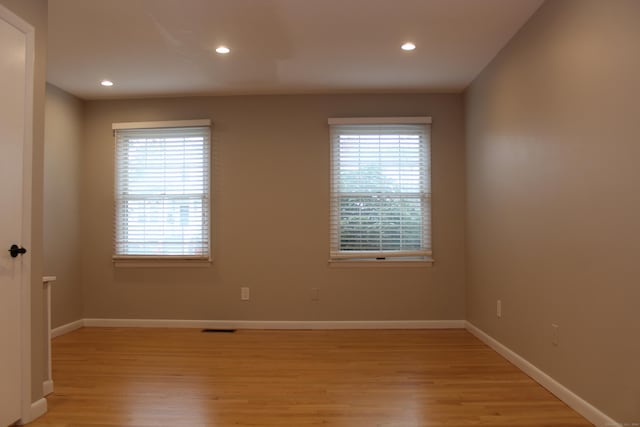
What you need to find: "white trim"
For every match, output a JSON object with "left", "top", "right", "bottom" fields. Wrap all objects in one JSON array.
[
  {"left": 328, "top": 116, "right": 432, "bottom": 125},
  {"left": 51, "top": 319, "right": 84, "bottom": 338},
  {"left": 21, "top": 20, "right": 35, "bottom": 427},
  {"left": 465, "top": 322, "right": 618, "bottom": 427},
  {"left": 42, "top": 277, "right": 56, "bottom": 399},
  {"left": 42, "top": 380, "right": 53, "bottom": 397},
  {"left": 112, "top": 119, "right": 210, "bottom": 130},
  {"left": 83, "top": 318, "right": 465, "bottom": 330},
  {"left": 16, "top": 398, "right": 47, "bottom": 425},
  {"left": 113, "top": 257, "right": 212, "bottom": 268},
  {"left": 328, "top": 260, "right": 433, "bottom": 268},
  {"left": 330, "top": 250, "right": 431, "bottom": 260}
]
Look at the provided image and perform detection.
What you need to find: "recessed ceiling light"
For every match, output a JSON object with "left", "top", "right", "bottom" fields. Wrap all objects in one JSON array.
[
  {"left": 101, "top": 80, "right": 114, "bottom": 87},
  {"left": 215, "top": 46, "right": 230, "bottom": 54},
  {"left": 401, "top": 42, "right": 416, "bottom": 51}
]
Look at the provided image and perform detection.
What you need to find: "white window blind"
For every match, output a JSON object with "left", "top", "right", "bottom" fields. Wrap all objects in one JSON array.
[
  {"left": 329, "top": 118, "right": 431, "bottom": 260},
  {"left": 113, "top": 122, "right": 210, "bottom": 259}
]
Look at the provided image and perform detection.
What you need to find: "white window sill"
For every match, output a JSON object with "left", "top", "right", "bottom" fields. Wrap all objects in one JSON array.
[
  {"left": 328, "top": 259, "right": 434, "bottom": 268},
  {"left": 113, "top": 257, "right": 212, "bottom": 268}
]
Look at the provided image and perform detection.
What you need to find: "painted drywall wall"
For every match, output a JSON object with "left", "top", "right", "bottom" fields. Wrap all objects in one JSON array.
[
  {"left": 81, "top": 94, "right": 466, "bottom": 321},
  {"left": 44, "top": 84, "right": 84, "bottom": 328},
  {"left": 465, "top": 0, "right": 640, "bottom": 423},
  {"left": 0, "top": 0, "right": 46, "bottom": 404}
]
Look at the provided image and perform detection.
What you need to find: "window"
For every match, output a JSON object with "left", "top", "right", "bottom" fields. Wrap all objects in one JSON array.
[
  {"left": 113, "top": 120, "right": 211, "bottom": 261},
  {"left": 329, "top": 117, "right": 431, "bottom": 262}
]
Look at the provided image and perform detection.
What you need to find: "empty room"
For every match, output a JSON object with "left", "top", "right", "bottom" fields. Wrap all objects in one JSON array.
[{"left": 0, "top": 0, "right": 638, "bottom": 426}]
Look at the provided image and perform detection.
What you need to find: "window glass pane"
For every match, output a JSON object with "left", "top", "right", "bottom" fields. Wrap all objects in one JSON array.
[
  {"left": 338, "top": 196, "right": 424, "bottom": 252},
  {"left": 330, "top": 121, "right": 430, "bottom": 259},
  {"left": 114, "top": 126, "right": 210, "bottom": 257}
]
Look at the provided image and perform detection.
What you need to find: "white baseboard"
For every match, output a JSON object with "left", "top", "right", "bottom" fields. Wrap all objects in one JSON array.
[
  {"left": 465, "top": 321, "right": 617, "bottom": 427},
  {"left": 51, "top": 319, "right": 84, "bottom": 338},
  {"left": 83, "top": 318, "right": 466, "bottom": 330},
  {"left": 17, "top": 397, "right": 47, "bottom": 425},
  {"left": 49, "top": 317, "right": 465, "bottom": 337},
  {"left": 43, "top": 380, "right": 54, "bottom": 396}
]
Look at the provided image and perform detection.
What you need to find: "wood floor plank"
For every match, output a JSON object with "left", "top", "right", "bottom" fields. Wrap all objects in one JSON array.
[{"left": 28, "top": 328, "right": 593, "bottom": 427}]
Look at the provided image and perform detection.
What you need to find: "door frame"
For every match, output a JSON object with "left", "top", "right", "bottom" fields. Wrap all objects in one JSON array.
[{"left": 0, "top": 3, "right": 36, "bottom": 424}]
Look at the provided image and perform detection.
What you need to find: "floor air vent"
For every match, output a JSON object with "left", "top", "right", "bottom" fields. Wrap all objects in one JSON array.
[{"left": 202, "top": 328, "right": 236, "bottom": 333}]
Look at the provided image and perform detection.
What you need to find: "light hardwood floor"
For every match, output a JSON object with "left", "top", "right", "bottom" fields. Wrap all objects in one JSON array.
[{"left": 29, "top": 328, "right": 592, "bottom": 426}]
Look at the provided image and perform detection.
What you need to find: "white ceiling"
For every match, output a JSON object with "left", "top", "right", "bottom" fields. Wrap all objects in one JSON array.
[{"left": 47, "top": 0, "right": 543, "bottom": 100}]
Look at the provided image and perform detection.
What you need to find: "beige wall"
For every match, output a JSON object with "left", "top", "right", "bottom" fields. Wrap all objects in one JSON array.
[
  {"left": 44, "top": 84, "right": 84, "bottom": 328},
  {"left": 0, "top": 0, "right": 47, "bottom": 404},
  {"left": 465, "top": 0, "right": 640, "bottom": 423},
  {"left": 82, "top": 94, "right": 466, "bottom": 321}
]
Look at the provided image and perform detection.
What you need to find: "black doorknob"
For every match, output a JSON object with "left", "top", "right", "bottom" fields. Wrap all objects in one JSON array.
[{"left": 8, "top": 244, "right": 27, "bottom": 258}]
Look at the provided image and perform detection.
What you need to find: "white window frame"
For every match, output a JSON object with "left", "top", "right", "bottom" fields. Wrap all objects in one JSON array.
[
  {"left": 329, "top": 117, "right": 433, "bottom": 266},
  {"left": 112, "top": 119, "right": 212, "bottom": 267}
]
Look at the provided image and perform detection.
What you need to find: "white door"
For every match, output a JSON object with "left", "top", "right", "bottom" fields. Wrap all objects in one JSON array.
[{"left": 0, "top": 10, "right": 29, "bottom": 427}]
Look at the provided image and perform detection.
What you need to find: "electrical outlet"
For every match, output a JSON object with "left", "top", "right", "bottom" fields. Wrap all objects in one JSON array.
[
  {"left": 496, "top": 299, "right": 502, "bottom": 318},
  {"left": 241, "top": 287, "right": 250, "bottom": 301},
  {"left": 311, "top": 288, "right": 320, "bottom": 302},
  {"left": 552, "top": 324, "right": 559, "bottom": 346}
]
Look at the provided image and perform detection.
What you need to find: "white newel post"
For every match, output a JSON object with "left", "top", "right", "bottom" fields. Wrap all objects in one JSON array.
[{"left": 42, "top": 276, "right": 56, "bottom": 396}]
